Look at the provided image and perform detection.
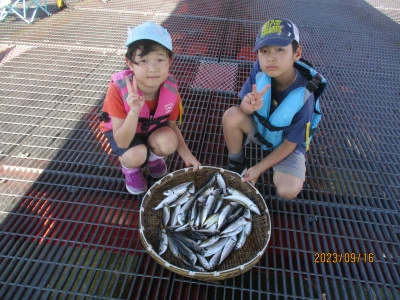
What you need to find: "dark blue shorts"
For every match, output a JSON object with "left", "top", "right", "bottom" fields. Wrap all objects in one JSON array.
[{"left": 103, "top": 131, "right": 147, "bottom": 157}]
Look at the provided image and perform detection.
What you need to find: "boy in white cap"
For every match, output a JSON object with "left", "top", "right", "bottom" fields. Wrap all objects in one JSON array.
[
  {"left": 223, "top": 18, "right": 326, "bottom": 200},
  {"left": 100, "top": 21, "right": 200, "bottom": 195}
]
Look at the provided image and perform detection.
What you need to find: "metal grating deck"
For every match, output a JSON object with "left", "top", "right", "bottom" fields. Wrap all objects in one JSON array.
[{"left": 1, "top": 0, "right": 399, "bottom": 299}]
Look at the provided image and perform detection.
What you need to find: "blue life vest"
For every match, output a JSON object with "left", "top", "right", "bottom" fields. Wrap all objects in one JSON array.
[{"left": 253, "top": 60, "right": 327, "bottom": 151}]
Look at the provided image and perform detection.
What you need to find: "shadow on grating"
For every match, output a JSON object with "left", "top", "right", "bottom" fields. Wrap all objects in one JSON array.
[{"left": 0, "top": 0, "right": 399, "bottom": 299}]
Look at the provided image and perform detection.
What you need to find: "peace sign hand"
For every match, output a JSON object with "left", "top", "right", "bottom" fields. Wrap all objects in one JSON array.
[
  {"left": 241, "top": 83, "right": 270, "bottom": 114},
  {"left": 125, "top": 75, "right": 145, "bottom": 115}
]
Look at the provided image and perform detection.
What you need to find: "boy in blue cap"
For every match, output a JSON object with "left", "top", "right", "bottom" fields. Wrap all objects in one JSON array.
[
  {"left": 100, "top": 21, "right": 200, "bottom": 195},
  {"left": 223, "top": 18, "right": 325, "bottom": 200}
]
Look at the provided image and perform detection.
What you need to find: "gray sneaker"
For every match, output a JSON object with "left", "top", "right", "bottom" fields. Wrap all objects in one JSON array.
[{"left": 226, "top": 159, "right": 247, "bottom": 176}]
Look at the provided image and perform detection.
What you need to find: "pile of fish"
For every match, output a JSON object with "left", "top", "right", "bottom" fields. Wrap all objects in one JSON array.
[{"left": 152, "top": 172, "right": 261, "bottom": 272}]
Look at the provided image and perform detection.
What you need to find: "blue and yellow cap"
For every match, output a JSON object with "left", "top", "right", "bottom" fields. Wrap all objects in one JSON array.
[{"left": 253, "top": 18, "right": 300, "bottom": 52}]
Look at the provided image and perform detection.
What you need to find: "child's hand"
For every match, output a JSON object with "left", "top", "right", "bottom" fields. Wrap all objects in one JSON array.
[
  {"left": 125, "top": 75, "right": 145, "bottom": 115},
  {"left": 184, "top": 156, "right": 201, "bottom": 171},
  {"left": 241, "top": 83, "right": 270, "bottom": 114},
  {"left": 241, "top": 165, "right": 262, "bottom": 185}
]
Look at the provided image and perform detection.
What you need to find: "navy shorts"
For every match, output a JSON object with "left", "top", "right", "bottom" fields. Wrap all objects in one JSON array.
[{"left": 103, "top": 131, "right": 146, "bottom": 157}]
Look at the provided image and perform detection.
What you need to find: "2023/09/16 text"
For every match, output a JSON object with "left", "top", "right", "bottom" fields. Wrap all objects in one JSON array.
[{"left": 314, "top": 252, "right": 375, "bottom": 263}]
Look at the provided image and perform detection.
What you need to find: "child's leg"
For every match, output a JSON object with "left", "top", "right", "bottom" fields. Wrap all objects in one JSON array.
[
  {"left": 222, "top": 107, "right": 254, "bottom": 174},
  {"left": 273, "top": 173, "right": 304, "bottom": 200},
  {"left": 147, "top": 126, "right": 178, "bottom": 157},
  {"left": 103, "top": 130, "right": 148, "bottom": 194},
  {"left": 222, "top": 106, "right": 253, "bottom": 155},
  {"left": 119, "top": 144, "right": 147, "bottom": 169},
  {"left": 119, "top": 144, "right": 148, "bottom": 195},
  {"left": 146, "top": 126, "right": 178, "bottom": 178},
  {"left": 103, "top": 130, "right": 147, "bottom": 167},
  {"left": 272, "top": 150, "right": 306, "bottom": 200}
]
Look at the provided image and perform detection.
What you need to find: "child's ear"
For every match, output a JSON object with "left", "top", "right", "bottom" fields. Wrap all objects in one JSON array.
[
  {"left": 294, "top": 45, "right": 302, "bottom": 60},
  {"left": 126, "top": 57, "right": 134, "bottom": 70}
]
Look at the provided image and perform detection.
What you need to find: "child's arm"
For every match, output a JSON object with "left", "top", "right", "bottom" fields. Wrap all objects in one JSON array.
[
  {"left": 112, "top": 76, "right": 145, "bottom": 148},
  {"left": 111, "top": 113, "right": 140, "bottom": 149},
  {"left": 240, "top": 83, "right": 270, "bottom": 114},
  {"left": 241, "top": 139, "right": 297, "bottom": 185},
  {"left": 167, "top": 120, "right": 201, "bottom": 170}
]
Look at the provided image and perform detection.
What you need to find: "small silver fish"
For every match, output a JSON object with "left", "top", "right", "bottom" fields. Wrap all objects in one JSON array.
[
  {"left": 162, "top": 205, "right": 170, "bottom": 226},
  {"left": 227, "top": 187, "right": 245, "bottom": 196},
  {"left": 154, "top": 191, "right": 184, "bottom": 210},
  {"left": 158, "top": 227, "right": 168, "bottom": 255},
  {"left": 203, "top": 213, "right": 219, "bottom": 229},
  {"left": 189, "top": 200, "right": 200, "bottom": 227},
  {"left": 212, "top": 192, "right": 224, "bottom": 214},
  {"left": 199, "top": 235, "right": 220, "bottom": 248},
  {"left": 199, "top": 186, "right": 215, "bottom": 199},
  {"left": 203, "top": 237, "right": 229, "bottom": 257},
  {"left": 220, "top": 216, "right": 249, "bottom": 235},
  {"left": 194, "top": 227, "right": 220, "bottom": 236},
  {"left": 196, "top": 253, "right": 213, "bottom": 271},
  {"left": 177, "top": 196, "right": 196, "bottom": 224},
  {"left": 243, "top": 209, "right": 252, "bottom": 235},
  {"left": 217, "top": 202, "right": 239, "bottom": 230},
  {"left": 204, "top": 221, "right": 219, "bottom": 234},
  {"left": 174, "top": 223, "right": 191, "bottom": 232},
  {"left": 169, "top": 189, "right": 192, "bottom": 207},
  {"left": 185, "top": 262, "right": 205, "bottom": 272},
  {"left": 223, "top": 194, "right": 261, "bottom": 215},
  {"left": 220, "top": 225, "right": 244, "bottom": 238},
  {"left": 194, "top": 207, "right": 202, "bottom": 228},
  {"left": 173, "top": 232, "right": 202, "bottom": 252},
  {"left": 209, "top": 250, "right": 222, "bottom": 269},
  {"left": 235, "top": 229, "right": 248, "bottom": 250},
  {"left": 199, "top": 198, "right": 210, "bottom": 226},
  {"left": 226, "top": 205, "right": 245, "bottom": 224},
  {"left": 163, "top": 181, "right": 193, "bottom": 196},
  {"left": 174, "top": 238, "right": 197, "bottom": 266},
  {"left": 216, "top": 173, "right": 227, "bottom": 194},
  {"left": 190, "top": 231, "right": 209, "bottom": 241},
  {"left": 188, "top": 173, "right": 217, "bottom": 202},
  {"left": 244, "top": 221, "right": 252, "bottom": 236},
  {"left": 170, "top": 203, "right": 181, "bottom": 226},
  {"left": 168, "top": 235, "right": 180, "bottom": 257},
  {"left": 219, "top": 236, "right": 237, "bottom": 264}
]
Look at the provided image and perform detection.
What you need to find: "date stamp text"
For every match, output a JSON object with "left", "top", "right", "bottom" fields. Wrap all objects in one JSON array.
[{"left": 314, "top": 252, "right": 374, "bottom": 263}]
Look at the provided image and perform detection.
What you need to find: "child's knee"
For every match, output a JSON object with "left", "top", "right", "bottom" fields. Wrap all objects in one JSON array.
[
  {"left": 275, "top": 186, "right": 300, "bottom": 200},
  {"left": 148, "top": 127, "right": 178, "bottom": 155},
  {"left": 223, "top": 106, "right": 245, "bottom": 126},
  {"left": 273, "top": 174, "right": 303, "bottom": 200},
  {"left": 120, "top": 144, "right": 147, "bottom": 167}
]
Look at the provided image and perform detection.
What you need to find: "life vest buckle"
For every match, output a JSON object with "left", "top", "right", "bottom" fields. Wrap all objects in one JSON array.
[
  {"left": 307, "top": 73, "right": 323, "bottom": 92},
  {"left": 98, "top": 111, "right": 110, "bottom": 122},
  {"left": 306, "top": 79, "right": 319, "bottom": 92}
]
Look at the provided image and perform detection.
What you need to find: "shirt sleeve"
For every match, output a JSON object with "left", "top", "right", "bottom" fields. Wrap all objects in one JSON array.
[
  {"left": 284, "top": 92, "right": 315, "bottom": 146},
  {"left": 168, "top": 93, "right": 183, "bottom": 121},
  {"left": 238, "top": 60, "right": 260, "bottom": 100},
  {"left": 102, "top": 82, "right": 127, "bottom": 119}
]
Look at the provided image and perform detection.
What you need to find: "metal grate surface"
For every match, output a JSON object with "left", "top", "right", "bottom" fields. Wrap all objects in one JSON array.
[{"left": 1, "top": 0, "right": 399, "bottom": 299}]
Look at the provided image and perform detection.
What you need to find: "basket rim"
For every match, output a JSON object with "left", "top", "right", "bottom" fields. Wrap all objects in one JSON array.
[{"left": 139, "top": 165, "right": 271, "bottom": 279}]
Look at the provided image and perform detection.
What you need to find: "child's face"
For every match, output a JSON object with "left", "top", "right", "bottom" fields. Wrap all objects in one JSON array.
[
  {"left": 127, "top": 46, "right": 172, "bottom": 92},
  {"left": 257, "top": 44, "right": 301, "bottom": 79}
]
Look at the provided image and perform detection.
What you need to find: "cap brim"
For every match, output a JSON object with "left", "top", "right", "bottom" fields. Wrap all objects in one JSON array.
[
  {"left": 125, "top": 34, "right": 172, "bottom": 51},
  {"left": 253, "top": 37, "right": 293, "bottom": 52}
]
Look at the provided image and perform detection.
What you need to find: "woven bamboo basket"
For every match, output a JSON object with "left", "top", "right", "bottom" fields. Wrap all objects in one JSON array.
[{"left": 139, "top": 166, "right": 271, "bottom": 281}]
